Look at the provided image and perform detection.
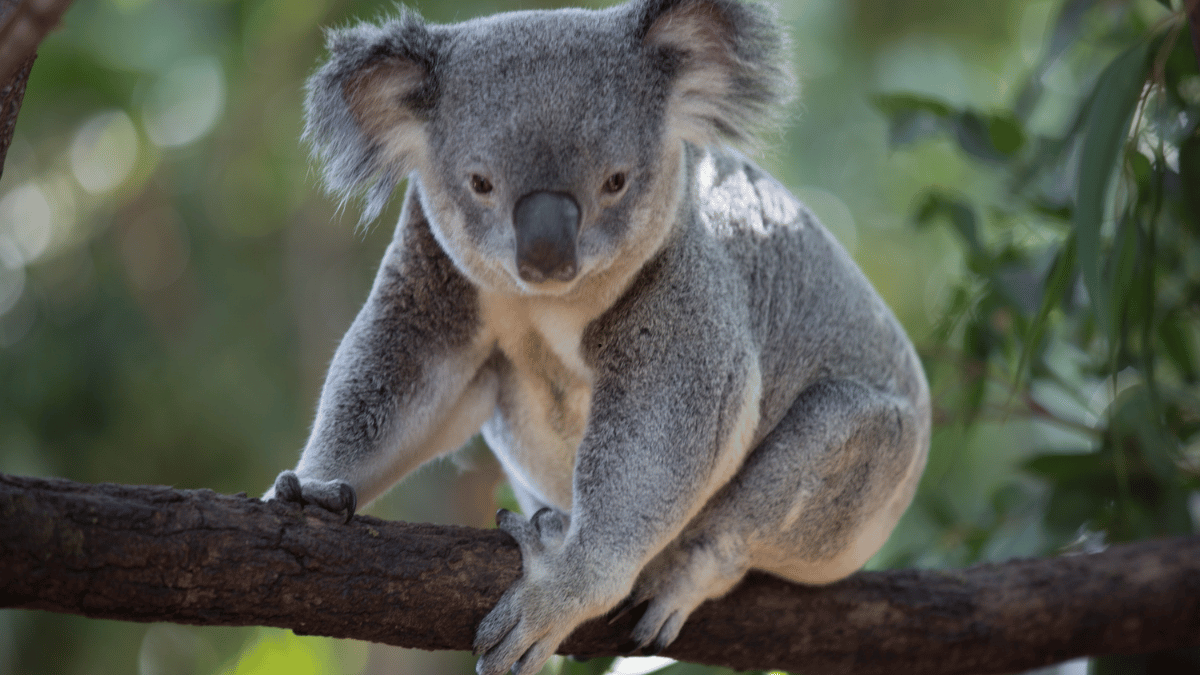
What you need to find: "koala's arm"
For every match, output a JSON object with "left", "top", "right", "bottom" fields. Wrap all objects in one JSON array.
[
  {"left": 475, "top": 250, "right": 759, "bottom": 672},
  {"left": 577, "top": 310, "right": 758, "bottom": 572},
  {"left": 266, "top": 192, "right": 495, "bottom": 514}
]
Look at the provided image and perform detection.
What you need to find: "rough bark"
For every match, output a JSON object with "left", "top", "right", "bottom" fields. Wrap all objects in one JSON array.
[
  {"left": 1, "top": 0, "right": 75, "bottom": 177},
  {"left": 0, "top": 51, "right": 31, "bottom": 178},
  {"left": 0, "top": 0, "right": 43, "bottom": 178},
  {"left": 1, "top": 473, "right": 1198, "bottom": 675}
]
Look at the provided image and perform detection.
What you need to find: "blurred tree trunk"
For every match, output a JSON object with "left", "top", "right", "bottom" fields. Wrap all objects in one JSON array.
[
  {"left": 0, "top": 52, "right": 32, "bottom": 178},
  {"left": 2, "top": 473, "right": 1199, "bottom": 675},
  {"left": 1190, "top": 0, "right": 1200, "bottom": 70},
  {"left": 0, "top": 0, "right": 75, "bottom": 178}
]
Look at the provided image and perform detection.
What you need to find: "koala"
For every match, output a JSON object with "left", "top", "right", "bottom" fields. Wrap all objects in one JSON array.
[{"left": 265, "top": 1, "right": 930, "bottom": 673}]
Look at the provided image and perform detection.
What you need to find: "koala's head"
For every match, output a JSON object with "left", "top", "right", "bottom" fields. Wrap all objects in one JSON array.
[{"left": 305, "top": 0, "right": 789, "bottom": 296}]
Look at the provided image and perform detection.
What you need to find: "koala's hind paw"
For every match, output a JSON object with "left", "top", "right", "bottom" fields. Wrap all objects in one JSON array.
[
  {"left": 267, "top": 470, "right": 357, "bottom": 523},
  {"left": 630, "top": 602, "right": 687, "bottom": 656},
  {"left": 626, "top": 538, "right": 747, "bottom": 655},
  {"left": 603, "top": 586, "right": 681, "bottom": 655}
]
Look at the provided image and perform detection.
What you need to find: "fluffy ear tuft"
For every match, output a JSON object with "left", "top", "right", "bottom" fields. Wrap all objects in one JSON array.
[
  {"left": 303, "top": 9, "right": 439, "bottom": 225},
  {"left": 635, "top": 0, "right": 793, "bottom": 147}
]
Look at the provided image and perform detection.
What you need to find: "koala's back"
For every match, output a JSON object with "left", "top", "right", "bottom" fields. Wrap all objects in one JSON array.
[{"left": 685, "top": 147, "right": 929, "bottom": 441}]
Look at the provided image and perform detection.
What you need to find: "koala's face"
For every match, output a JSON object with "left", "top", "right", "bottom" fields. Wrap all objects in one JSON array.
[
  {"left": 416, "top": 10, "right": 678, "bottom": 297},
  {"left": 305, "top": 0, "right": 788, "bottom": 297}
]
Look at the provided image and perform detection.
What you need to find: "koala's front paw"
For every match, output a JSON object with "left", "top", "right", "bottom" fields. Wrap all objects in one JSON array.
[
  {"left": 265, "top": 470, "right": 357, "bottom": 523},
  {"left": 473, "top": 508, "right": 597, "bottom": 675}
]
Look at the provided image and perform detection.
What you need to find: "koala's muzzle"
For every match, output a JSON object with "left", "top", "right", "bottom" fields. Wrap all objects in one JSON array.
[{"left": 513, "top": 191, "right": 580, "bottom": 283}]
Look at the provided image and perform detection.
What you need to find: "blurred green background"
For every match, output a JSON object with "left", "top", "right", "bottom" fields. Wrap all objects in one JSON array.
[{"left": 1, "top": 0, "right": 1197, "bottom": 674}]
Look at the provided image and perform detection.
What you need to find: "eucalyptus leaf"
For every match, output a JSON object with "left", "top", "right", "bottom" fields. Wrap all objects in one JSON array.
[
  {"left": 1159, "top": 310, "right": 1199, "bottom": 382},
  {"left": 872, "top": 93, "right": 954, "bottom": 117},
  {"left": 1179, "top": 131, "right": 1200, "bottom": 227},
  {"left": 1107, "top": 216, "right": 1140, "bottom": 364},
  {"left": 1073, "top": 40, "right": 1152, "bottom": 341},
  {"left": 953, "top": 111, "right": 1025, "bottom": 162},
  {"left": 1108, "top": 385, "right": 1178, "bottom": 483},
  {"left": 1023, "top": 451, "right": 1105, "bottom": 481},
  {"left": 873, "top": 94, "right": 956, "bottom": 148},
  {"left": 1015, "top": 236, "right": 1076, "bottom": 386},
  {"left": 912, "top": 192, "right": 982, "bottom": 254}
]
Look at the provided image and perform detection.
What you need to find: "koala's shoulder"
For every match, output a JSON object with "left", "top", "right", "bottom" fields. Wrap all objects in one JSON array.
[
  {"left": 694, "top": 148, "right": 814, "bottom": 240},
  {"left": 375, "top": 186, "right": 480, "bottom": 345}
]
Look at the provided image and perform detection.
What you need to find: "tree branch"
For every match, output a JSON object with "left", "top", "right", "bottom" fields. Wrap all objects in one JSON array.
[
  {"left": 0, "top": 0, "right": 73, "bottom": 82},
  {"left": 0, "top": 0, "right": 75, "bottom": 177},
  {"left": 1, "top": 473, "right": 1198, "bottom": 674},
  {"left": 0, "top": 50, "right": 32, "bottom": 178}
]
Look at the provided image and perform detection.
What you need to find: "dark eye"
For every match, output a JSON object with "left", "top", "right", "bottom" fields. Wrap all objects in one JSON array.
[
  {"left": 470, "top": 174, "right": 493, "bottom": 195},
  {"left": 602, "top": 172, "right": 626, "bottom": 194}
]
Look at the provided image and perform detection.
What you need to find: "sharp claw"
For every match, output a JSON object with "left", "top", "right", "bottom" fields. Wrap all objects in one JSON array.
[
  {"left": 496, "top": 509, "right": 531, "bottom": 538},
  {"left": 274, "top": 471, "right": 303, "bottom": 503},
  {"left": 340, "top": 483, "right": 357, "bottom": 523},
  {"left": 511, "top": 645, "right": 534, "bottom": 675},
  {"left": 495, "top": 508, "right": 513, "bottom": 527},
  {"left": 607, "top": 596, "right": 636, "bottom": 625},
  {"left": 644, "top": 641, "right": 663, "bottom": 657}
]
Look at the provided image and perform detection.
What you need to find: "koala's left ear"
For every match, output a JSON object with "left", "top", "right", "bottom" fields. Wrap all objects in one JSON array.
[
  {"left": 304, "top": 9, "right": 440, "bottom": 224},
  {"left": 634, "top": 0, "right": 793, "bottom": 147}
]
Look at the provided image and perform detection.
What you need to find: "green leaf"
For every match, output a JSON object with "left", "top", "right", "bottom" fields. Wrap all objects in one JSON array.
[
  {"left": 1179, "top": 130, "right": 1200, "bottom": 229},
  {"left": 1024, "top": 451, "right": 1115, "bottom": 537},
  {"left": 987, "top": 114, "right": 1026, "bottom": 155},
  {"left": 1073, "top": 40, "right": 1152, "bottom": 342},
  {"left": 912, "top": 192, "right": 982, "bottom": 254},
  {"left": 1107, "top": 216, "right": 1140, "bottom": 363},
  {"left": 1014, "top": 236, "right": 1076, "bottom": 385},
  {"left": 1159, "top": 310, "right": 1199, "bottom": 382},
  {"left": 872, "top": 93, "right": 954, "bottom": 117},
  {"left": 1108, "top": 385, "right": 1178, "bottom": 482},
  {"left": 953, "top": 112, "right": 1026, "bottom": 162},
  {"left": 962, "top": 320, "right": 991, "bottom": 422},
  {"left": 1023, "top": 451, "right": 1104, "bottom": 481},
  {"left": 873, "top": 94, "right": 956, "bottom": 148}
]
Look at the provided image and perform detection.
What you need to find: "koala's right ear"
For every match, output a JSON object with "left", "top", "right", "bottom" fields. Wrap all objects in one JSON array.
[{"left": 304, "top": 10, "right": 439, "bottom": 224}]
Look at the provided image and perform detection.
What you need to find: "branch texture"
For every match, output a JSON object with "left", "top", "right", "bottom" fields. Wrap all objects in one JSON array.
[
  {"left": 0, "top": 50, "right": 31, "bottom": 177},
  {"left": 0, "top": 0, "right": 73, "bottom": 82},
  {"left": 1, "top": 473, "right": 1198, "bottom": 674}
]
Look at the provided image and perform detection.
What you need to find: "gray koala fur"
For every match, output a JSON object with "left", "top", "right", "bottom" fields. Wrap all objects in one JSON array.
[{"left": 267, "top": 1, "right": 930, "bottom": 673}]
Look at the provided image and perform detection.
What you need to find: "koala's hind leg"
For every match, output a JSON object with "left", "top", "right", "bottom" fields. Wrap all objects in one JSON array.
[{"left": 624, "top": 378, "right": 926, "bottom": 654}]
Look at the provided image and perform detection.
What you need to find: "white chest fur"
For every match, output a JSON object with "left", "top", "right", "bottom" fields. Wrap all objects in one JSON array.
[{"left": 478, "top": 292, "right": 598, "bottom": 511}]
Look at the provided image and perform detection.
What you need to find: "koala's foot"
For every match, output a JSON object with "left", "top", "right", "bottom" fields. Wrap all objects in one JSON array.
[
  {"left": 621, "top": 535, "right": 747, "bottom": 655},
  {"left": 266, "top": 470, "right": 357, "bottom": 523},
  {"left": 474, "top": 508, "right": 612, "bottom": 675}
]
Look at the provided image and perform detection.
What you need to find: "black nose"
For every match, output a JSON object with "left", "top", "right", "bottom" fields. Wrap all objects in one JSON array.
[{"left": 513, "top": 191, "right": 580, "bottom": 283}]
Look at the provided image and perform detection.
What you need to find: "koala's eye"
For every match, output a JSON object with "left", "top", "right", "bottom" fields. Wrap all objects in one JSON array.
[
  {"left": 470, "top": 174, "right": 493, "bottom": 195},
  {"left": 602, "top": 172, "right": 626, "bottom": 194}
]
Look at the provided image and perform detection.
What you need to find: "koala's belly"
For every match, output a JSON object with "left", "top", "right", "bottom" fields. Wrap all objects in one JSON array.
[
  {"left": 481, "top": 360, "right": 591, "bottom": 512},
  {"left": 476, "top": 292, "right": 601, "bottom": 512}
]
